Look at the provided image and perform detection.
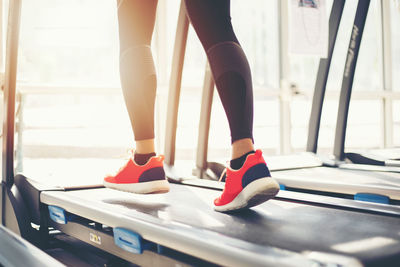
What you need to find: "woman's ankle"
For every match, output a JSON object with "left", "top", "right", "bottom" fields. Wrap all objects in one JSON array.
[
  {"left": 135, "top": 138, "right": 156, "bottom": 154},
  {"left": 231, "top": 138, "right": 254, "bottom": 159}
]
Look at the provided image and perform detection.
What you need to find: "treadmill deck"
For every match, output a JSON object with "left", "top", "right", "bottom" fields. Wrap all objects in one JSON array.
[{"left": 41, "top": 183, "right": 400, "bottom": 266}]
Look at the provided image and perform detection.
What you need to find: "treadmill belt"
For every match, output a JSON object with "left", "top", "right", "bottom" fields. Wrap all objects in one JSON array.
[{"left": 41, "top": 184, "right": 400, "bottom": 266}]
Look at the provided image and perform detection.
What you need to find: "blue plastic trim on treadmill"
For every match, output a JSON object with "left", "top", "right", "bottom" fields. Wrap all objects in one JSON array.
[
  {"left": 157, "top": 244, "right": 164, "bottom": 254},
  {"left": 113, "top": 227, "right": 143, "bottom": 254},
  {"left": 279, "top": 184, "right": 286, "bottom": 190},
  {"left": 354, "top": 193, "right": 389, "bottom": 204},
  {"left": 48, "top": 205, "right": 67, "bottom": 224}
]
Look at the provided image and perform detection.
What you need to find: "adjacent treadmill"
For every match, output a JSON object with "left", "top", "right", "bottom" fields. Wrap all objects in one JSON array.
[
  {"left": 0, "top": 224, "right": 64, "bottom": 267},
  {"left": 273, "top": 0, "right": 400, "bottom": 204},
  {"left": 330, "top": 0, "right": 400, "bottom": 169},
  {"left": 2, "top": 1, "right": 400, "bottom": 267},
  {"left": 189, "top": 0, "right": 400, "bottom": 205}
]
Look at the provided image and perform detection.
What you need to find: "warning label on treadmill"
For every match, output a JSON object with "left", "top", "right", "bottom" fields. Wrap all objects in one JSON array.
[{"left": 90, "top": 233, "right": 101, "bottom": 245}]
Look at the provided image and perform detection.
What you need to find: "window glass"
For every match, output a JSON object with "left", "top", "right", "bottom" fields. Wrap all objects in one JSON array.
[
  {"left": 391, "top": 2, "right": 400, "bottom": 91},
  {"left": 326, "top": 0, "right": 380, "bottom": 92},
  {"left": 9, "top": 0, "right": 395, "bottom": 172},
  {"left": 393, "top": 101, "right": 400, "bottom": 146},
  {"left": 19, "top": 0, "right": 120, "bottom": 86}
]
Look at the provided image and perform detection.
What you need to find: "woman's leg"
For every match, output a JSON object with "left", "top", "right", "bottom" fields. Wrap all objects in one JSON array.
[
  {"left": 103, "top": 0, "right": 169, "bottom": 194},
  {"left": 184, "top": 0, "right": 279, "bottom": 211},
  {"left": 183, "top": 0, "right": 254, "bottom": 166},
  {"left": 117, "top": 0, "right": 158, "bottom": 162}
]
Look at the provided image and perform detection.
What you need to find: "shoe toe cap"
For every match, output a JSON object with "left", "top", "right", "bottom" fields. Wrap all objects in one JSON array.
[
  {"left": 214, "top": 196, "right": 224, "bottom": 206},
  {"left": 104, "top": 176, "right": 115, "bottom": 183}
]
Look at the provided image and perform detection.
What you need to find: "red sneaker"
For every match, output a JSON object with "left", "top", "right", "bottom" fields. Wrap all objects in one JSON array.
[
  {"left": 103, "top": 155, "right": 170, "bottom": 194},
  {"left": 214, "top": 150, "right": 280, "bottom": 212}
]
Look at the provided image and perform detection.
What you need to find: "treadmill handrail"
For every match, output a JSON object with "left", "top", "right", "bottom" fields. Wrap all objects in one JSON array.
[
  {"left": 306, "top": 0, "right": 345, "bottom": 153},
  {"left": 164, "top": 0, "right": 189, "bottom": 166},
  {"left": 333, "top": 0, "right": 371, "bottom": 160},
  {"left": 2, "top": 0, "right": 21, "bottom": 186},
  {"left": 0, "top": 224, "right": 64, "bottom": 267}
]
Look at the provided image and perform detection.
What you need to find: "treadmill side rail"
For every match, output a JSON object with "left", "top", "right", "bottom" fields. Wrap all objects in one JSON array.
[{"left": 0, "top": 224, "right": 64, "bottom": 267}]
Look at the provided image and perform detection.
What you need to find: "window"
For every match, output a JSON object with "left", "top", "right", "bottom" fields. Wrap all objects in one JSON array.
[{"left": 2, "top": 0, "right": 396, "bottom": 176}]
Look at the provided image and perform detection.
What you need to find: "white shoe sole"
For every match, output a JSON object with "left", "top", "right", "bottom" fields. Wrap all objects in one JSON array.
[
  {"left": 214, "top": 177, "right": 280, "bottom": 212},
  {"left": 103, "top": 179, "right": 170, "bottom": 194}
]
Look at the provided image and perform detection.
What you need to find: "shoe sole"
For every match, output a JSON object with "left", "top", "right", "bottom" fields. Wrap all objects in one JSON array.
[
  {"left": 103, "top": 179, "right": 170, "bottom": 194},
  {"left": 214, "top": 177, "right": 280, "bottom": 212}
]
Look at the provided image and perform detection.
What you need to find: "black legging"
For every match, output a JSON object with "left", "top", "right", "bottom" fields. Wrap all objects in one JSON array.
[{"left": 117, "top": 0, "right": 254, "bottom": 144}]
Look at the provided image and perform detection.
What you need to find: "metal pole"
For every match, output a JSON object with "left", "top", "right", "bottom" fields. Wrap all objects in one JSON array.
[
  {"left": 1, "top": 0, "right": 22, "bottom": 224},
  {"left": 380, "top": 0, "right": 393, "bottom": 148},
  {"left": 163, "top": 0, "right": 189, "bottom": 166},
  {"left": 306, "top": 0, "right": 345, "bottom": 153},
  {"left": 2, "top": 0, "right": 21, "bottom": 186},
  {"left": 333, "top": 0, "right": 371, "bottom": 161},
  {"left": 278, "top": 0, "right": 291, "bottom": 154},
  {"left": 195, "top": 63, "right": 214, "bottom": 177},
  {"left": 154, "top": 0, "right": 167, "bottom": 153}
]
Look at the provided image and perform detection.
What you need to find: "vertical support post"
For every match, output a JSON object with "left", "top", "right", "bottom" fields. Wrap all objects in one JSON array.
[
  {"left": 154, "top": 0, "right": 168, "bottom": 153},
  {"left": 1, "top": 0, "right": 22, "bottom": 225},
  {"left": 333, "top": 0, "right": 371, "bottom": 161},
  {"left": 380, "top": 0, "right": 393, "bottom": 148},
  {"left": 278, "top": 0, "right": 291, "bottom": 154},
  {"left": 306, "top": 0, "right": 345, "bottom": 153},
  {"left": 154, "top": 0, "right": 167, "bottom": 85},
  {"left": 2, "top": 0, "right": 21, "bottom": 186},
  {"left": 195, "top": 63, "right": 214, "bottom": 178},
  {"left": 163, "top": 0, "right": 189, "bottom": 166}
]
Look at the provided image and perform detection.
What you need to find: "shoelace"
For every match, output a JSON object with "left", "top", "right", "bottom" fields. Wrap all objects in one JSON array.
[
  {"left": 127, "top": 148, "right": 135, "bottom": 159},
  {"left": 112, "top": 149, "right": 134, "bottom": 175},
  {"left": 218, "top": 168, "right": 227, "bottom": 182}
]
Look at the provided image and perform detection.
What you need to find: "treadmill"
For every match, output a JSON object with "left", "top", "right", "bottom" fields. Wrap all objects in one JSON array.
[
  {"left": 190, "top": 0, "right": 400, "bottom": 205},
  {"left": 2, "top": 1, "right": 400, "bottom": 266},
  {"left": 331, "top": 0, "right": 400, "bottom": 169},
  {"left": 273, "top": 0, "right": 400, "bottom": 204}
]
